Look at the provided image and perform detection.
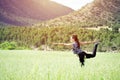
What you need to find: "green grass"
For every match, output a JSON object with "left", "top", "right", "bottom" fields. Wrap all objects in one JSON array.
[{"left": 0, "top": 50, "right": 120, "bottom": 80}]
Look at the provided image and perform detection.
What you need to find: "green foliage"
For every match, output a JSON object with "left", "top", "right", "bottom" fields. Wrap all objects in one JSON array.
[
  {"left": 112, "top": 23, "right": 120, "bottom": 33},
  {"left": 0, "top": 26, "right": 120, "bottom": 52},
  {"left": 0, "top": 41, "right": 29, "bottom": 50},
  {"left": 0, "top": 41, "right": 17, "bottom": 50}
]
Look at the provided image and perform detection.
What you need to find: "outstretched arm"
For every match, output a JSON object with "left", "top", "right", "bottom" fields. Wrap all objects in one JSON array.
[
  {"left": 80, "top": 40, "right": 97, "bottom": 45},
  {"left": 53, "top": 43, "right": 72, "bottom": 46}
]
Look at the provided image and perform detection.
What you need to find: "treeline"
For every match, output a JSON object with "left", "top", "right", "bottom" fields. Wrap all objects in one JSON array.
[{"left": 0, "top": 26, "right": 120, "bottom": 52}]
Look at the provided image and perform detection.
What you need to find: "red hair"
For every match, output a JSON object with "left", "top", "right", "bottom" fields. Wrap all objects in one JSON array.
[{"left": 72, "top": 34, "right": 80, "bottom": 48}]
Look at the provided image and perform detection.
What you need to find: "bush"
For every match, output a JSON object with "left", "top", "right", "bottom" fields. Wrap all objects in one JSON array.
[{"left": 0, "top": 41, "right": 17, "bottom": 50}]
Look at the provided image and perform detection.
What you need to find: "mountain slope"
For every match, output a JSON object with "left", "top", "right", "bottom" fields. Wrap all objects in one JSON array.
[
  {"left": 0, "top": 0, "right": 73, "bottom": 26},
  {"left": 41, "top": 0, "right": 120, "bottom": 27}
]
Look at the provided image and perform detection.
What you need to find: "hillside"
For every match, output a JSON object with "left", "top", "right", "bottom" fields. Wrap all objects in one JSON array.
[
  {"left": 0, "top": 0, "right": 73, "bottom": 26},
  {"left": 40, "top": 0, "right": 120, "bottom": 28}
]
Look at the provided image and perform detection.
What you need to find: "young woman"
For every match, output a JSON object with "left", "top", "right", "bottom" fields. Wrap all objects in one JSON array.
[{"left": 53, "top": 34, "right": 99, "bottom": 67}]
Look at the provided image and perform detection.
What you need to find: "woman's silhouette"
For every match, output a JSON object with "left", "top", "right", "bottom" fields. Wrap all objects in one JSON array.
[{"left": 53, "top": 34, "right": 99, "bottom": 67}]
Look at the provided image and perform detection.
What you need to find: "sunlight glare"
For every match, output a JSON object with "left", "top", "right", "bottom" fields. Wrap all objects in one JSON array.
[{"left": 51, "top": 0, "right": 94, "bottom": 10}]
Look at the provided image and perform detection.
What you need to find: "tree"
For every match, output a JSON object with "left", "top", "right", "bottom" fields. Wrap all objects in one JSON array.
[{"left": 112, "top": 23, "right": 120, "bottom": 33}]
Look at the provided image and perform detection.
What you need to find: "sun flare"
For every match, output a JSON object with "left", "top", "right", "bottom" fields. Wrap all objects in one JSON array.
[{"left": 51, "top": 0, "right": 94, "bottom": 10}]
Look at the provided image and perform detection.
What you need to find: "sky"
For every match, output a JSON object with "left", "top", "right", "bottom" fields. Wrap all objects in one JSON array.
[{"left": 51, "top": 0, "right": 94, "bottom": 10}]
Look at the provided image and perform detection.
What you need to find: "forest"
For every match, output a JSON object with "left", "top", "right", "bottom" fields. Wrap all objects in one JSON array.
[{"left": 0, "top": 26, "right": 120, "bottom": 52}]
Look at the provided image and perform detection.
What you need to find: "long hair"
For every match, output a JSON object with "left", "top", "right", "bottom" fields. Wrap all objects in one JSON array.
[{"left": 72, "top": 34, "right": 80, "bottom": 48}]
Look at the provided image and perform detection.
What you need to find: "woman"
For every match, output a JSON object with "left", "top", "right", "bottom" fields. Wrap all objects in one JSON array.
[{"left": 53, "top": 34, "right": 99, "bottom": 67}]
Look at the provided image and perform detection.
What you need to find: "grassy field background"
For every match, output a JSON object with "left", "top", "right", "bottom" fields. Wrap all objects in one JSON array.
[{"left": 0, "top": 50, "right": 120, "bottom": 80}]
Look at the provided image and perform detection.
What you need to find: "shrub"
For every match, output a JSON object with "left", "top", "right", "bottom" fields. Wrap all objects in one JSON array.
[{"left": 0, "top": 41, "right": 17, "bottom": 50}]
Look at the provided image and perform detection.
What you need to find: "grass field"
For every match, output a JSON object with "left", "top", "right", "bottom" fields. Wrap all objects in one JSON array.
[{"left": 0, "top": 50, "right": 120, "bottom": 80}]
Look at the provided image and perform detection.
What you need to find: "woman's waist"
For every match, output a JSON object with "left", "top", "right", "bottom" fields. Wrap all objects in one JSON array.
[{"left": 72, "top": 48, "right": 83, "bottom": 53}]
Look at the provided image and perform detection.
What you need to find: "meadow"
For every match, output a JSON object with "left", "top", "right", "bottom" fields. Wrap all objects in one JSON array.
[{"left": 0, "top": 50, "right": 120, "bottom": 80}]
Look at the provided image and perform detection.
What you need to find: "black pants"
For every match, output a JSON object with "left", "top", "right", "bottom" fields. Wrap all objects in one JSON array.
[{"left": 77, "top": 43, "right": 99, "bottom": 66}]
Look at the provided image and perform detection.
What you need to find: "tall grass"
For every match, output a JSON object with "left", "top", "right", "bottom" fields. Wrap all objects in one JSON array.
[{"left": 0, "top": 50, "right": 120, "bottom": 80}]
